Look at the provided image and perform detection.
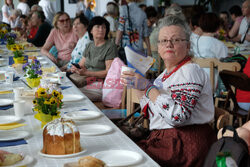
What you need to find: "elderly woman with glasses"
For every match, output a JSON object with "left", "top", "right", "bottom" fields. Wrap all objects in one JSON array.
[
  {"left": 41, "top": 12, "right": 78, "bottom": 67},
  {"left": 121, "top": 15, "right": 216, "bottom": 166}
]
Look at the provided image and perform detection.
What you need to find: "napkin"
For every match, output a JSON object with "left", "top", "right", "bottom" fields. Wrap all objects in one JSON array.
[
  {"left": 13, "top": 76, "right": 20, "bottom": 81},
  {"left": 0, "top": 139, "right": 27, "bottom": 147},
  {"left": 0, "top": 123, "right": 26, "bottom": 130},
  {"left": 60, "top": 86, "right": 71, "bottom": 90},
  {"left": 0, "top": 105, "right": 13, "bottom": 110}
]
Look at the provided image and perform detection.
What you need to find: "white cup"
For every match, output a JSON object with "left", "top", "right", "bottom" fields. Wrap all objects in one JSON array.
[
  {"left": 13, "top": 87, "right": 24, "bottom": 100},
  {"left": 13, "top": 100, "right": 26, "bottom": 117},
  {"left": 5, "top": 72, "right": 14, "bottom": 84},
  {"left": 121, "top": 66, "right": 136, "bottom": 75},
  {"left": 58, "top": 72, "right": 66, "bottom": 84},
  {"left": 0, "top": 71, "right": 5, "bottom": 81}
]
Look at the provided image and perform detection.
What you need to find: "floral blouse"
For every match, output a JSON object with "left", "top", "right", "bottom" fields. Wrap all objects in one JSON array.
[
  {"left": 67, "top": 32, "right": 91, "bottom": 69},
  {"left": 140, "top": 63, "right": 214, "bottom": 130}
]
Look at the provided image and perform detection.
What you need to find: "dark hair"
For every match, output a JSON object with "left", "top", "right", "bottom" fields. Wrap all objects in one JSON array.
[
  {"left": 20, "top": 15, "right": 27, "bottom": 19},
  {"left": 87, "top": 16, "right": 110, "bottom": 40},
  {"left": 229, "top": 5, "right": 242, "bottom": 17},
  {"left": 191, "top": 14, "right": 200, "bottom": 27},
  {"left": 145, "top": 6, "right": 157, "bottom": 19},
  {"left": 139, "top": 4, "right": 146, "bottom": 9},
  {"left": 34, "top": 11, "right": 46, "bottom": 22},
  {"left": 74, "top": 14, "right": 89, "bottom": 27},
  {"left": 220, "top": 11, "right": 229, "bottom": 18},
  {"left": 199, "top": 12, "right": 220, "bottom": 33}
]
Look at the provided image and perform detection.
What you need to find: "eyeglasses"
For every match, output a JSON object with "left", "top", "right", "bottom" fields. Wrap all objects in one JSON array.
[
  {"left": 58, "top": 18, "right": 70, "bottom": 23},
  {"left": 157, "top": 38, "right": 188, "bottom": 46}
]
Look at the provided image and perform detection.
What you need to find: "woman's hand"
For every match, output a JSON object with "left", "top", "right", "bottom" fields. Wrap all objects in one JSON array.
[
  {"left": 71, "top": 65, "right": 87, "bottom": 75},
  {"left": 120, "top": 71, "right": 150, "bottom": 90}
]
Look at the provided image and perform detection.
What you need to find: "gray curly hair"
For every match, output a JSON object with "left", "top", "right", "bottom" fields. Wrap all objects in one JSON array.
[{"left": 157, "top": 15, "right": 191, "bottom": 41}]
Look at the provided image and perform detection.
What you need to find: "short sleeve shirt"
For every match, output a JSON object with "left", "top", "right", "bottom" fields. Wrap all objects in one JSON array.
[
  {"left": 2, "top": 4, "right": 13, "bottom": 24},
  {"left": 83, "top": 40, "right": 117, "bottom": 71},
  {"left": 45, "top": 28, "right": 78, "bottom": 61}
]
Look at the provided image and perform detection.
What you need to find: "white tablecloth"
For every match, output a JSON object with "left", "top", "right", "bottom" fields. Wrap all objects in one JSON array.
[{"left": 0, "top": 52, "right": 160, "bottom": 167}]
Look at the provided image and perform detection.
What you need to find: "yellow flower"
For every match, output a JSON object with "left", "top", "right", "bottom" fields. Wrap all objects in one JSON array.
[
  {"left": 52, "top": 90, "right": 59, "bottom": 98},
  {"left": 3, "top": 29, "right": 7, "bottom": 34},
  {"left": 33, "top": 100, "right": 37, "bottom": 105},
  {"left": 50, "top": 97, "right": 56, "bottom": 104},
  {"left": 37, "top": 88, "right": 47, "bottom": 98},
  {"left": 44, "top": 99, "right": 51, "bottom": 105}
]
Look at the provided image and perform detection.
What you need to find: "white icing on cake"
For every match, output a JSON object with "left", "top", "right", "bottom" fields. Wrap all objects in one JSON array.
[{"left": 45, "top": 118, "right": 78, "bottom": 136}]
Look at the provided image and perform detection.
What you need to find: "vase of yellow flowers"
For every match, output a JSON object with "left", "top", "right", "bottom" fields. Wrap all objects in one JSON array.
[
  {"left": 23, "top": 59, "right": 42, "bottom": 88},
  {"left": 12, "top": 44, "right": 26, "bottom": 64},
  {"left": 33, "top": 87, "right": 63, "bottom": 128}
]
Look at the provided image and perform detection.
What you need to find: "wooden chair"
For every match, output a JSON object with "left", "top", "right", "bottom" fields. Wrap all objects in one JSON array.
[
  {"left": 126, "top": 87, "right": 149, "bottom": 128},
  {"left": 219, "top": 70, "right": 250, "bottom": 127},
  {"left": 192, "top": 58, "right": 216, "bottom": 92},
  {"left": 214, "top": 60, "right": 241, "bottom": 108}
]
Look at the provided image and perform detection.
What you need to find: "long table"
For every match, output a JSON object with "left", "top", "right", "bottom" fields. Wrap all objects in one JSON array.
[{"left": 0, "top": 49, "right": 160, "bottom": 167}]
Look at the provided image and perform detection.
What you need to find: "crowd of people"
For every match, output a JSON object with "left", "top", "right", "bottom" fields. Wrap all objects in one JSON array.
[{"left": 1, "top": 0, "right": 250, "bottom": 166}]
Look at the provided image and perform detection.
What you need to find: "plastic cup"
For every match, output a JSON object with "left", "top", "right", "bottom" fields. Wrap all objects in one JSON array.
[
  {"left": 5, "top": 72, "right": 14, "bottom": 84},
  {"left": 121, "top": 66, "right": 136, "bottom": 75},
  {"left": 58, "top": 72, "right": 66, "bottom": 84},
  {"left": 13, "top": 87, "right": 24, "bottom": 100},
  {"left": 13, "top": 100, "right": 26, "bottom": 117}
]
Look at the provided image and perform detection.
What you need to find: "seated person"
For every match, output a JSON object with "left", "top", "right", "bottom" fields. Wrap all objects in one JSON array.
[
  {"left": 191, "top": 12, "right": 228, "bottom": 59},
  {"left": 104, "top": 2, "right": 119, "bottom": 33},
  {"left": 27, "top": 11, "right": 52, "bottom": 47},
  {"left": 61, "top": 14, "right": 91, "bottom": 71},
  {"left": 9, "top": 9, "right": 22, "bottom": 29},
  {"left": 231, "top": 0, "right": 250, "bottom": 45},
  {"left": 70, "top": 16, "right": 117, "bottom": 101},
  {"left": 121, "top": 15, "right": 216, "bottom": 167},
  {"left": 236, "top": 57, "right": 250, "bottom": 111},
  {"left": 145, "top": 6, "right": 158, "bottom": 34},
  {"left": 41, "top": 12, "right": 78, "bottom": 67},
  {"left": 228, "top": 5, "right": 243, "bottom": 38}
]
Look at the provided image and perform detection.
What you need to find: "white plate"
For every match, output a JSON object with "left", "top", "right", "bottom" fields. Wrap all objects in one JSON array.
[
  {"left": 64, "top": 111, "right": 101, "bottom": 120},
  {"left": 94, "top": 150, "right": 143, "bottom": 167},
  {"left": 2, "top": 155, "right": 34, "bottom": 167},
  {"left": 40, "top": 60, "right": 49, "bottom": 65},
  {"left": 0, "top": 116, "right": 21, "bottom": 125},
  {"left": 38, "top": 148, "right": 87, "bottom": 159},
  {"left": 36, "top": 56, "right": 44, "bottom": 60},
  {"left": 0, "top": 131, "right": 29, "bottom": 141},
  {"left": 0, "top": 99, "right": 13, "bottom": 106},
  {"left": 78, "top": 124, "right": 112, "bottom": 136},
  {"left": 62, "top": 94, "right": 84, "bottom": 102}
]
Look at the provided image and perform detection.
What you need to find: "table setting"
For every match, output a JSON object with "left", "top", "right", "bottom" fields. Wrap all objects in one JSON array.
[{"left": 0, "top": 38, "right": 159, "bottom": 166}]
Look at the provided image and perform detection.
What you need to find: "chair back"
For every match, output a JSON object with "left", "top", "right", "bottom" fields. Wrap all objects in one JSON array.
[
  {"left": 219, "top": 70, "right": 250, "bottom": 116},
  {"left": 193, "top": 58, "right": 216, "bottom": 92}
]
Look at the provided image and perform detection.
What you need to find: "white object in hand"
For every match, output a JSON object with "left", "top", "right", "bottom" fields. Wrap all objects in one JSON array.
[
  {"left": 58, "top": 72, "right": 66, "bottom": 84},
  {"left": 5, "top": 72, "right": 14, "bottom": 84},
  {"left": 121, "top": 66, "right": 136, "bottom": 75},
  {"left": 13, "top": 100, "right": 26, "bottom": 117}
]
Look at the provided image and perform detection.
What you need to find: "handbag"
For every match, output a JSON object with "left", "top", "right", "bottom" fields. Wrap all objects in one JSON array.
[
  {"left": 116, "top": 106, "right": 150, "bottom": 142},
  {"left": 118, "top": 5, "right": 135, "bottom": 65}
]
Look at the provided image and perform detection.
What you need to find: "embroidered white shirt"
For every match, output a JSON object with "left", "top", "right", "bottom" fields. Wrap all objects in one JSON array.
[{"left": 140, "top": 63, "right": 214, "bottom": 130}]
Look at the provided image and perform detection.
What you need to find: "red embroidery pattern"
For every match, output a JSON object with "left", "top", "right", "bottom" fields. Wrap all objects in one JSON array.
[{"left": 169, "top": 82, "right": 202, "bottom": 122}]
